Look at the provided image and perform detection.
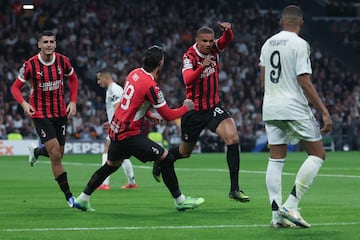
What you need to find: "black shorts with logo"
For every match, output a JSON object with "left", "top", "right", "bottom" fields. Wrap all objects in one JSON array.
[
  {"left": 108, "top": 134, "right": 165, "bottom": 163},
  {"left": 32, "top": 117, "right": 67, "bottom": 145},
  {"left": 180, "top": 102, "right": 231, "bottom": 143}
]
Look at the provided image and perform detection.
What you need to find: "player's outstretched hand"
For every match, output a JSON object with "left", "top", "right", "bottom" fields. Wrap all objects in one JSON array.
[
  {"left": 218, "top": 22, "right": 231, "bottom": 31},
  {"left": 183, "top": 99, "right": 194, "bottom": 111}
]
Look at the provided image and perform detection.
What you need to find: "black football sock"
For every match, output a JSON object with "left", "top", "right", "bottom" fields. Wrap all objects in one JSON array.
[
  {"left": 83, "top": 163, "right": 119, "bottom": 195},
  {"left": 35, "top": 146, "right": 49, "bottom": 158},
  {"left": 55, "top": 172, "right": 73, "bottom": 200},
  {"left": 160, "top": 153, "right": 181, "bottom": 198},
  {"left": 226, "top": 144, "right": 240, "bottom": 192},
  {"left": 168, "top": 146, "right": 183, "bottom": 161}
]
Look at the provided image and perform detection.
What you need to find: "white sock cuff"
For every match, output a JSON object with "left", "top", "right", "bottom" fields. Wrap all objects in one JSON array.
[
  {"left": 79, "top": 192, "right": 90, "bottom": 201},
  {"left": 174, "top": 194, "right": 186, "bottom": 204},
  {"left": 307, "top": 155, "right": 324, "bottom": 166},
  {"left": 269, "top": 158, "right": 285, "bottom": 163},
  {"left": 122, "top": 159, "right": 130, "bottom": 164}
]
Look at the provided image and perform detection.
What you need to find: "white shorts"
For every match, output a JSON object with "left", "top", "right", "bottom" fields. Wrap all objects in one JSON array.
[{"left": 265, "top": 118, "right": 322, "bottom": 145}]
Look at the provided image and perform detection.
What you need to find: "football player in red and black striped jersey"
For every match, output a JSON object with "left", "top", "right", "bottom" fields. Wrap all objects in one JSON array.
[
  {"left": 73, "top": 46, "right": 204, "bottom": 212},
  {"left": 11, "top": 30, "right": 79, "bottom": 207},
  {"left": 154, "top": 22, "right": 250, "bottom": 203}
]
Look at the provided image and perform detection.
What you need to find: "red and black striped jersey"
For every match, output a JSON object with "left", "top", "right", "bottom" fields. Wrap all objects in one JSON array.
[
  {"left": 182, "top": 44, "right": 221, "bottom": 111},
  {"left": 17, "top": 52, "right": 75, "bottom": 118},
  {"left": 181, "top": 29, "right": 233, "bottom": 111},
  {"left": 109, "top": 68, "right": 167, "bottom": 141}
]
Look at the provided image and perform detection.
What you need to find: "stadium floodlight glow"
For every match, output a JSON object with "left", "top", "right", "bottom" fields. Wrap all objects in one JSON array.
[{"left": 23, "top": 4, "right": 34, "bottom": 10}]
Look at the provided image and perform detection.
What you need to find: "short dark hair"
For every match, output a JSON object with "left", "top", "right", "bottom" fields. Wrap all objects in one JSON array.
[
  {"left": 281, "top": 5, "right": 303, "bottom": 26},
  {"left": 282, "top": 5, "right": 303, "bottom": 19},
  {"left": 97, "top": 68, "right": 112, "bottom": 76},
  {"left": 196, "top": 26, "right": 214, "bottom": 37},
  {"left": 143, "top": 45, "right": 164, "bottom": 72},
  {"left": 38, "top": 30, "right": 55, "bottom": 40}
]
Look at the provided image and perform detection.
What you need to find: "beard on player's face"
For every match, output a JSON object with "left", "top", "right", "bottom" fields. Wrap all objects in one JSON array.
[{"left": 155, "top": 68, "right": 162, "bottom": 81}]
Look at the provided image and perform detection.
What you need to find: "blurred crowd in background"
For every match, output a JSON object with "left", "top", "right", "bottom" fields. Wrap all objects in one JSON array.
[{"left": 0, "top": 0, "right": 359, "bottom": 151}]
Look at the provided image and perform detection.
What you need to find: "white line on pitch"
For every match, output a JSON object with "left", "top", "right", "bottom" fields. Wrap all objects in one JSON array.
[
  {"left": 2, "top": 222, "right": 360, "bottom": 232},
  {"left": 60, "top": 161, "right": 360, "bottom": 179},
  {"left": 32, "top": 161, "right": 360, "bottom": 179}
]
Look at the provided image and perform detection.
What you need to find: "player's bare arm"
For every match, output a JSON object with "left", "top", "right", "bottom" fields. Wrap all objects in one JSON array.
[
  {"left": 298, "top": 74, "right": 332, "bottom": 134},
  {"left": 66, "top": 101, "right": 77, "bottom": 118},
  {"left": 260, "top": 66, "right": 265, "bottom": 92}
]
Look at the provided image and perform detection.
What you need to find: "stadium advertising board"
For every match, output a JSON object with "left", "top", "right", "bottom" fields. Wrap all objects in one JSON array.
[
  {"left": 0, "top": 140, "right": 38, "bottom": 156},
  {"left": 64, "top": 140, "right": 105, "bottom": 154},
  {"left": 0, "top": 140, "right": 105, "bottom": 156}
]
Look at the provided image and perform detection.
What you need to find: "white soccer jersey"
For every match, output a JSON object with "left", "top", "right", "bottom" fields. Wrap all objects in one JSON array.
[
  {"left": 106, "top": 82, "right": 123, "bottom": 123},
  {"left": 260, "top": 31, "right": 313, "bottom": 120}
]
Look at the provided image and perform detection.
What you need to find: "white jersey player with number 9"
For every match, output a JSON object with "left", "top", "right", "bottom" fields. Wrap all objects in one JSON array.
[{"left": 259, "top": 5, "right": 332, "bottom": 228}]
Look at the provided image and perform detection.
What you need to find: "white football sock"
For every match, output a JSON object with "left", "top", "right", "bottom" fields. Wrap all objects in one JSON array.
[
  {"left": 122, "top": 159, "right": 136, "bottom": 184},
  {"left": 79, "top": 192, "right": 90, "bottom": 201},
  {"left": 284, "top": 155, "right": 323, "bottom": 210},
  {"left": 174, "top": 194, "right": 186, "bottom": 204},
  {"left": 266, "top": 158, "right": 285, "bottom": 221}
]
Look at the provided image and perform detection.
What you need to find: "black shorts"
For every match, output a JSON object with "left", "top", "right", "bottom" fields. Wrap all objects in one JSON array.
[
  {"left": 108, "top": 134, "right": 165, "bottom": 163},
  {"left": 32, "top": 117, "right": 67, "bottom": 145},
  {"left": 181, "top": 102, "right": 231, "bottom": 143}
]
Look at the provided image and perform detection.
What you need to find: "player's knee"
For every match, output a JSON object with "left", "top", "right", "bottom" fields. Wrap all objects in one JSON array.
[
  {"left": 311, "top": 150, "right": 326, "bottom": 161},
  {"left": 159, "top": 153, "right": 175, "bottom": 170},
  {"left": 108, "top": 159, "right": 122, "bottom": 167},
  {"left": 180, "top": 152, "right": 192, "bottom": 158},
  {"left": 178, "top": 145, "right": 194, "bottom": 158},
  {"left": 48, "top": 147, "right": 61, "bottom": 159},
  {"left": 223, "top": 133, "right": 239, "bottom": 145}
]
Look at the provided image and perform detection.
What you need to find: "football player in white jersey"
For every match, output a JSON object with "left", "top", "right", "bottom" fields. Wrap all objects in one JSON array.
[
  {"left": 259, "top": 5, "right": 332, "bottom": 228},
  {"left": 96, "top": 69, "right": 137, "bottom": 190}
]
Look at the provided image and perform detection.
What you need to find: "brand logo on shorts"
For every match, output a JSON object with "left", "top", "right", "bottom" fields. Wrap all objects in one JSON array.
[
  {"left": 40, "top": 128, "right": 46, "bottom": 138},
  {"left": 184, "top": 134, "right": 189, "bottom": 141},
  {"left": 152, "top": 147, "right": 159, "bottom": 155}
]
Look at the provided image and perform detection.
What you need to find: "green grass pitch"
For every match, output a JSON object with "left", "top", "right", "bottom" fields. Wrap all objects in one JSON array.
[{"left": 0, "top": 151, "right": 359, "bottom": 240}]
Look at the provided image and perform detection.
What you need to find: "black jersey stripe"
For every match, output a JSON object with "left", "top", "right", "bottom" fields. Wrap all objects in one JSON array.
[
  {"left": 149, "top": 86, "right": 158, "bottom": 104},
  {"left": 47, "top": 64, "right": 55, "bottom": 118},
  {"left": 206, "top": 74, "right": 211, "bottom": 110},
  {"left": 198, "top": 77, "right": 204, "bottom": 111},
  {"left": 212, "top": 72, "right": 217, "bottom": 107},
  {"left": 39, "top": 62, "right": 47, "bottom": 118},
  {"left": 29, "top": 60, "right": 38, "bottom": 112}
]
